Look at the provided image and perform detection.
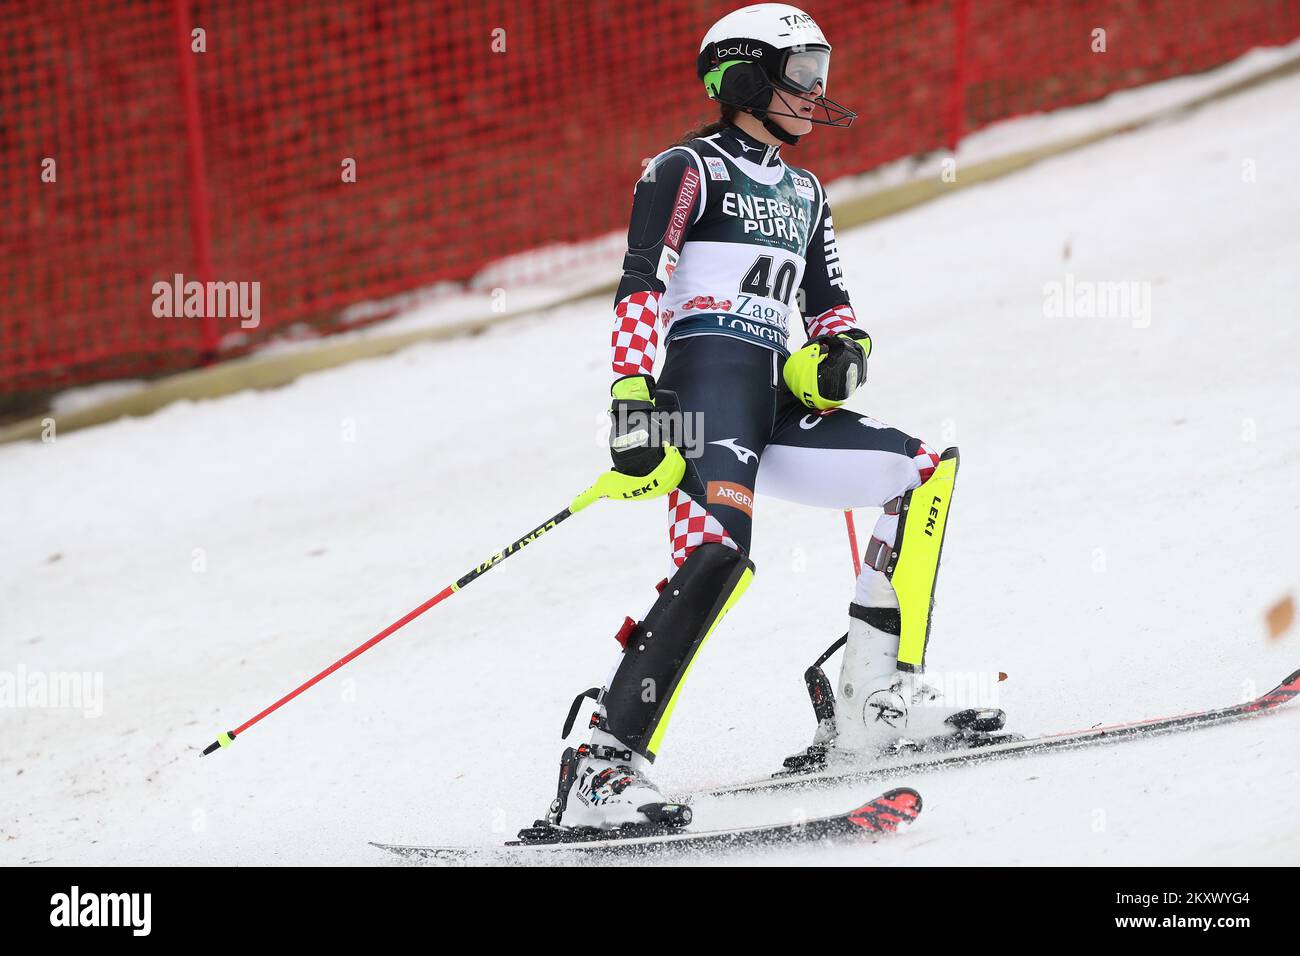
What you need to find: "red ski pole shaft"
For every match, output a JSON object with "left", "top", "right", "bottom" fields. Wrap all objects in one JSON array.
[
  {"left": 201, "top": 503, "right": 576, "bottom": 756},
  {"left": 844, "top": 509, "right": 862, "bottom": 577}
]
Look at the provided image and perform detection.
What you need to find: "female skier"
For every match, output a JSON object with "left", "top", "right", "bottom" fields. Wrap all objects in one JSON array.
[{"left": 543, "top": 3, "right": 1006, "bottom": 832}]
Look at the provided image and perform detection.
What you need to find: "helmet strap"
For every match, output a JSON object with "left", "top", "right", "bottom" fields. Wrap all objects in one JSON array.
[
  {"left": 760, "top": 113, "right": 801, "bottom": 146},
  {"left": 755, "top": 86, "right": 803, "bottom": 145}
]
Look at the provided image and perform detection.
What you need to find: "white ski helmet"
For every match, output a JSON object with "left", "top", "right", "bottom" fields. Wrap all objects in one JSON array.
[{"left": 696, "top": 3, "right": 856, "bottom": 143}]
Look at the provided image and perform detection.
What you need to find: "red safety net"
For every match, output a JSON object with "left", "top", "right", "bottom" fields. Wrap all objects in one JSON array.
[{"left": 3, "top": 0, "right": 1298, "bottom": 395}]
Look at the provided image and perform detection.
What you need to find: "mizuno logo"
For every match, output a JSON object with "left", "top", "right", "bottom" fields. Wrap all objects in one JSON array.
[{"left": 709, "top": 438, "right": 758, "bottom": 464}]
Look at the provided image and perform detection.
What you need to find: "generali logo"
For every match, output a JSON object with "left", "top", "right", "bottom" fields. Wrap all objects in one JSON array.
[
  {"left": 663, "top": 167, "right": 701, "bottom": 252},
  {"left": 707, "top": 480, "right": 754, "bottom": 517}
]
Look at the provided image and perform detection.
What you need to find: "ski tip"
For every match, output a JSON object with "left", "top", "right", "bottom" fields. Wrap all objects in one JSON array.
[
  {"left": 1257, "top": 667, "right": 1300, "bottom": 706},
  {"left": 847, "top": 787, "right": 923, "bottom": 833}
]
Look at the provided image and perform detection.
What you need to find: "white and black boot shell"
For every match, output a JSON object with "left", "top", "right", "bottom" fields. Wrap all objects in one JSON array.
[{"left": 548, "top": 733, "right": 675, "bottom": 830}]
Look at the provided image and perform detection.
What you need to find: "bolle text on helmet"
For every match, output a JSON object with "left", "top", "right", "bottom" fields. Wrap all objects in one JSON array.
[{"left": 714, "top": 42, "right": 763, "bottom": 59}]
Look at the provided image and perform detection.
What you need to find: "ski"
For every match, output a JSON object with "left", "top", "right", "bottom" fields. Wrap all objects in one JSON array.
[
  {"left": 370, "top": 787, "right": 921, "bottom": 862},
  {"left": 694, "top": 666, "right": 1300, "bottom": 800}
]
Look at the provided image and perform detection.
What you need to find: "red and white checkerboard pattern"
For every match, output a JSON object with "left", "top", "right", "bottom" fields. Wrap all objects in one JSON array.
[
  {"left": 913, "top": 440, "right": 940, "bottom": 484},
  {"left": 611, "top": 290, "right": 661, "bottom": 376},
  {"left": 667, "top": 489, "right": 737, "bottom": 567},
  {"left": 805, "top": 303, "right": 857, "bottom": 340}
]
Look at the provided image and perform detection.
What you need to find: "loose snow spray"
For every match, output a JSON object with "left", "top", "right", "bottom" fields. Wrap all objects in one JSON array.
[{"left": 200, "top": 449, "right": 685, "bottom": 755}]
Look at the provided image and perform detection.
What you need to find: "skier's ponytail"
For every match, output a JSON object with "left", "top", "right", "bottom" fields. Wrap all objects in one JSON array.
[{"left": 676, "top": 105, "right": 739, "bottom": 144}]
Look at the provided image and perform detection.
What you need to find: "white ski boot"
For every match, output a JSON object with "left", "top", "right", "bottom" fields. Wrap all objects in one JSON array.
[
  {"left": 835, "top": 604, "right": 973, "bottom": 751},
  {"left": 545, "top": 734, "right": 690, "bottom": 831},
  {"left": 785, "top": 602, "right": 1008, "bottom": 770}
]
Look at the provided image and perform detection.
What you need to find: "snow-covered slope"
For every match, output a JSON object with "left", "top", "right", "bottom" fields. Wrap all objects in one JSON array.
[{"left": 3, "top": 72, "right": 1298, "bottom": 866}]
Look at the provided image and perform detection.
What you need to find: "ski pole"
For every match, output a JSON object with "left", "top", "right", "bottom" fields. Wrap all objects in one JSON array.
[
  {"left": 844, "top": 509, "right": 862, "bottom": 577},
  {"left": 200, "top": 448, "right": 685, "bottom": 756},
  {"left": 200, "top": 505, "right": 573, "bottom": 755}
]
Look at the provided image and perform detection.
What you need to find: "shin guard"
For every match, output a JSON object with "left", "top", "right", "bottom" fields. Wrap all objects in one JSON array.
[
  {"left": 601, "top": 542, "right": 754, "bottom": 761},
  {"left": 876, "top": 446, "right": 960, "bottom": 672}
]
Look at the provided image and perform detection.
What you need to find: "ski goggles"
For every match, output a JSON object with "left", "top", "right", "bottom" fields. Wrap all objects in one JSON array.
[{"left": 777, "top": 46, "right": 832, "bottom": 94}]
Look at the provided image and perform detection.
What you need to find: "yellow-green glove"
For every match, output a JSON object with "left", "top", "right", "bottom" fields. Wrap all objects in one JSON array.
[
  {"left": 783, "top": 328, "right": 872, "bottom": 411},
  {"left": 573, "top": 373, "right": 684, "bottom": 510}
]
